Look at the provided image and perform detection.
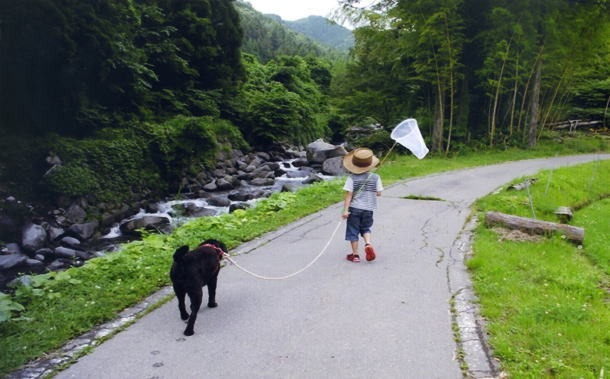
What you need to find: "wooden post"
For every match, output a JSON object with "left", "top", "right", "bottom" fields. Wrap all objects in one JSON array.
[{"left": 485, "top": 211, "right": 584, "bottom": 243}]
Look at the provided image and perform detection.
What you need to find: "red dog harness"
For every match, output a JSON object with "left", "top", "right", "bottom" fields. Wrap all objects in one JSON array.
[{"left": 199, "top": 243, "right": 226, "bottom": 260}]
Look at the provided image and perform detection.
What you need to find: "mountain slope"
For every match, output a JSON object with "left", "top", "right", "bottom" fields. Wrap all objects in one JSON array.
[
  {"left": 234, "top": 1, "right": 351, "bottom": 62},
  {"left": 282, "top": 16, "right": 354, "bottom": 52}
]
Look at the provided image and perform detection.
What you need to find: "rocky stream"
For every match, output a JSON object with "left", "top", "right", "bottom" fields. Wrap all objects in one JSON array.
[{"left": 0, "top": 139, "right": 349, "bottom": 291}]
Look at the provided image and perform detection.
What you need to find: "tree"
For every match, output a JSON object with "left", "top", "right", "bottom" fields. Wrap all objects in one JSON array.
[{"left": 237, "top": 54, "right": 330, "bottom": 147}]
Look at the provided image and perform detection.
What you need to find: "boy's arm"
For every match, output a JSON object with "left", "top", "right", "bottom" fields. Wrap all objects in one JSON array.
[{"left": 342, "top": 191, "right": 353, "bottom": 219}]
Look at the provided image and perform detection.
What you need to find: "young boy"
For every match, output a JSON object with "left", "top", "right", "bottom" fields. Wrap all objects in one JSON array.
[{"left": 341, "top": 147, "right": 384, "bottom": 262}]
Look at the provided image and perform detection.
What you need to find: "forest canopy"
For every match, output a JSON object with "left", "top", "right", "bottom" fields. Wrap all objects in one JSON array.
[{"left": 0, "top": 0, "right": 608, "bottom": 204}]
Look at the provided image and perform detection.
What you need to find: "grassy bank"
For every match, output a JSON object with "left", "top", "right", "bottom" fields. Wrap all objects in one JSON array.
[
  {"left": 0, "top": 133, "right": 608, "bottom": 376},
  {"left": 469, "top": 160, "right": 610, "bottom": 378}
]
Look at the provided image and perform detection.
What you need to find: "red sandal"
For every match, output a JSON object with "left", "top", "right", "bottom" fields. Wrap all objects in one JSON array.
[
  {"left": 365, "top": 244, "right": 376, "bottom": 261},
  {"left": 346, "top": 254, "right": 361, "bottom": 262}
]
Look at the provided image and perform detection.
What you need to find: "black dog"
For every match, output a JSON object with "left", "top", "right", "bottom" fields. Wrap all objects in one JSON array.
[{"left": 170, "top": 239, "right": 227, "bottom": 336}]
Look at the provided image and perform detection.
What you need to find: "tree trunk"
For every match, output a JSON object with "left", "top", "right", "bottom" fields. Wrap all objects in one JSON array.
[
  {"left": 444, "top": 14, "right": 455, "bottom": 157},
  {"left": 485, "top": 211, "right": 584, "bottom": 243},
  {"left": 527, "top": 56, "right": 542, "bottom": 148},
  {"left": 432, "top": 87, "right": 444, "bottom": 153},
  {"left": 490, "top": 41, "right": 511, "bottom": 147},
  {"left": 508, "top": 56, "right": 519, "bottom": 137}
]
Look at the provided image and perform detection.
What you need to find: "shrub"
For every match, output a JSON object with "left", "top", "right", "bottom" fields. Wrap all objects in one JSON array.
[
  {"left": 146, "top": 115, "right": 248, "bottom": 179},
  {"left": 43, "top": 163, "right": 100, "bottom": 198}
]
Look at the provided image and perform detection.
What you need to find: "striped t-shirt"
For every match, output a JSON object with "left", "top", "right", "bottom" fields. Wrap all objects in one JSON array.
[{"left": 343, "top": 172, "right": 384, "bottom": 211}]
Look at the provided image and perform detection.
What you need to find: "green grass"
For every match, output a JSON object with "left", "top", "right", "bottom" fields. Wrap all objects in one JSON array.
[
  {"left": 378, "top": 132, "right": 608, "bottom": 184},
  {"left": 0, "top": 133, "right": 608, "bottom": 376},
  {"left": 574, "top": 198, "right": 610, "bottom": 275},
  {"left": 469, "top": 160, "right": 610, "bottom": 378}
]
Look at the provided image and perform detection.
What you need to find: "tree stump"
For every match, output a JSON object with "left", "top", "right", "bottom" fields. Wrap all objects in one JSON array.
[
  {"left": 553, "top": 206, "right": 573, "bottom": 224},
  {"left": 508, "top": 178, "right": 537, "bottom": 191}
]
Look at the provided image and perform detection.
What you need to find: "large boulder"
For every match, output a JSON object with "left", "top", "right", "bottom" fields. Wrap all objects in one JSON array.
[
  {"left": 206, "top": 196, "right": 231, "bottom": 207},
  {"left": 0, "top": 254, "right": 27, "bottom": 270},
  {"left": 3, "top": 243, "right": 22, "bottom": 255},
  {"left": 53, "top": 246, "right": 78, "bottom": 259},
  {"left": 216, "top": 177, "right": 235, "bottom": 191},
  {"left": 183, "top": 204, "right": 216, "bottom": 218},
  {"left": 322, "top": 156, "right": 347, "bottom": 176},
  {"left": 306, "top": 139, "right": 347, "bottom": 164},
  {"left": 68, "top": 221, "right": 98, "bottom": 240},
  {"left": 65, "top": 204, "right": 87, "bottom": 224},
  {"left": 119, "top": 215, "right": 170, "bottom": 235},
  {"left": 22, "top": 223, "right": 47, "bottom": 252}
]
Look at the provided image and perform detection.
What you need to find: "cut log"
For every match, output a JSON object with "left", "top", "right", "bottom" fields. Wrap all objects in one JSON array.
[
  {"left": 548, "top": 120, "right": 603, "bottom": 130},
  {"left": 485, "top": 211, "right": 584, "bottom": 243}
]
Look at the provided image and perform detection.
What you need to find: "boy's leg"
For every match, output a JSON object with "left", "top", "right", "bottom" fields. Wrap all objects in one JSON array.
[
  {"left": 350, "top": 240, "right": 359, "bottom": 255},
  {"left": 347, "top": 240, "right": 361, "bottom": 262},
  {"left": 363, "top": 232, "right": 371, "bottom": 245},
  {"left": 345, "top": 209, "right": 362, "bottom": 262},
  {"left": 363, "top": 232, "right": 376, "bottom": 261}
]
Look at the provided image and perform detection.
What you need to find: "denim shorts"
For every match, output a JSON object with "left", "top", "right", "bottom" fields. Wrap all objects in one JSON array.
[{"left": 345, "top": 207, "right": 374, "bottom": 241}]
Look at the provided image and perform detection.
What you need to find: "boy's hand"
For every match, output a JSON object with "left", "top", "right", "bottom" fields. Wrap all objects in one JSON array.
[{"left": 341, "top": 210, "right": 349, "bottom": 219}]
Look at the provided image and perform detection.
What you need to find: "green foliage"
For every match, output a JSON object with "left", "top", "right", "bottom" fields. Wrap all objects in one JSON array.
[
  {"left": 573, "top": 197, "right": 610, "bottom": 275},
  {"left": 40, "top": 116, "right": 247, "bottom": 203},
  {"left": 43, "top": 163, "right": 100, "bottom": 198},
  {"left": 0, "top": 133, "right": 49, "bottom": 200},
  {"left": 43, "top": 130, "right": 162, "bottom": 203},
  {"left": 0, "top": 0, "right": 245, "bottom": 136},
  {"left": 238, "top": 54, "right": 330, "bottom": 146},
  {"left": 351, "top": 129, "right": 392, "bottom": 152},
  {"left": 0, "top": 293, "right": 24, "bottom": 323},
  {"left": 146, "top": 115, "right": 248, "bottom": 179}
]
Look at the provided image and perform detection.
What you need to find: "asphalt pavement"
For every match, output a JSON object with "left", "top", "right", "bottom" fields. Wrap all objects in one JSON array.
[{"left": 49, "top": 153, "right": 609, "bottom": 379}]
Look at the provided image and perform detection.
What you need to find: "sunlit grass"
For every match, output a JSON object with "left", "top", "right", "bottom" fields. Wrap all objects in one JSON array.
[
  {"left": 574, "top": 198, "right": 610, "bottom": 275},
  {"left": 469, "top": 160, "right": 610, "bottom": 378}
]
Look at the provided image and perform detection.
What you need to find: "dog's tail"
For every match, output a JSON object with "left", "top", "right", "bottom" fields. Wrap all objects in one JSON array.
[{"left": 173, "top": 245, "right": 190, "bottom": 262}]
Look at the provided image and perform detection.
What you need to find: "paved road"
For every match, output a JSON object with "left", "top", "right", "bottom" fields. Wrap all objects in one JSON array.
[{"left": 54, "top": 154, "right": 609, "bottom": 379}]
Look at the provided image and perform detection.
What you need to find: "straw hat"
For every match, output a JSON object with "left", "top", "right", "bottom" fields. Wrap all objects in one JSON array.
[{"left": 343, "top": 148, "right": 380, "bottom": 174}]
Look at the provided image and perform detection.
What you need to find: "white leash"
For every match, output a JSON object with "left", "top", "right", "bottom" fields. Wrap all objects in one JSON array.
[{"left": 222, "top": 219, "right": 343, "bottom": 280}]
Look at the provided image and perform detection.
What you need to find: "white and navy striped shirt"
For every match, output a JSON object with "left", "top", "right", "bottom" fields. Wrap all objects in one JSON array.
[{"left": 343, "top": 172, "right": 384, "bottom": 211}]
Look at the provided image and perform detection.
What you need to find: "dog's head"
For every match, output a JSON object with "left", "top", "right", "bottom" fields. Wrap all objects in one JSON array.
[
  {"left": 198, "top": 239, "right": 227, "bottom": 260},
  {"left": 172, "top": 239, "right": 227, "bottom": 264}
]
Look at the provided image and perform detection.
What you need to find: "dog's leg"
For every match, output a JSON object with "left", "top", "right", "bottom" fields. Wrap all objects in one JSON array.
[
  {"left": 184, "top": 287, "right": 203, "bottom": 336},
  {"left": 173, "top": 285, "right": 189, "bottom": 320},
  {"left": 207, "top": 275, "right": 218, "bottom": 308}
]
